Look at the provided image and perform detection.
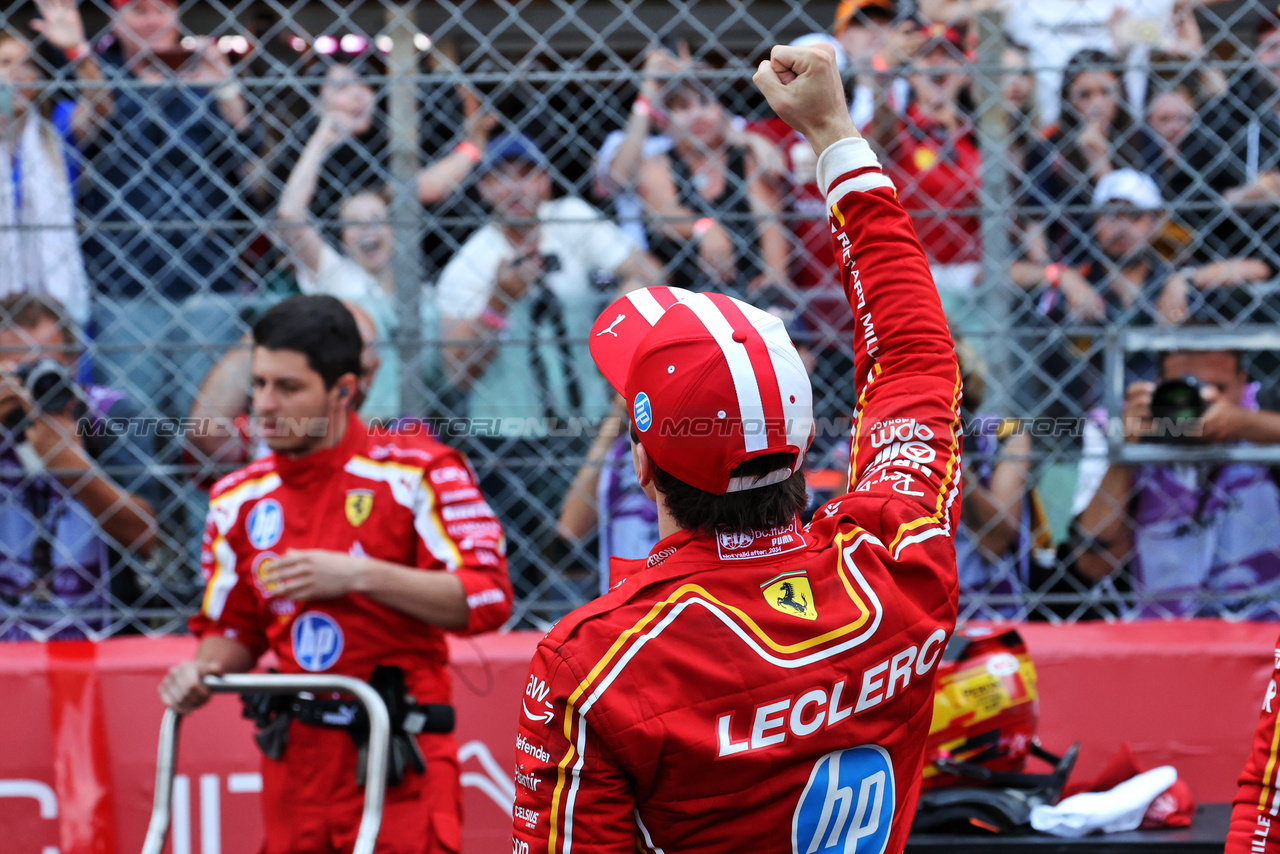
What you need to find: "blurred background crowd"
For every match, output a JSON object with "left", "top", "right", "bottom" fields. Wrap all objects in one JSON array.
[{"left": 2, "top": 0, "right": 1280, "bottom": 638}]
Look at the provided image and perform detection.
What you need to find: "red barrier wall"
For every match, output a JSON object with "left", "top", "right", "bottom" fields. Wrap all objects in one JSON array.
[{"left": 1, "top": 621, "right": 1274, "bottom": 854}]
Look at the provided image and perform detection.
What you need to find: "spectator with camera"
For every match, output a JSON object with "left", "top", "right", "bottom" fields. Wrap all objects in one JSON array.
[
  {"left": 65, "top": 0, "right": 262, "bottom": 418},
  {"left": 438, "top": 133, "right": 663, "bottom": 420},
  {"left": 0, "top": 294, "right": 157, "bottom": 640},
  {"left": 1070, "top": 345, "right": 1280, "bottom": 619},
  {"left": 438, "top": 133, "right": 662, "bottom": 616}
]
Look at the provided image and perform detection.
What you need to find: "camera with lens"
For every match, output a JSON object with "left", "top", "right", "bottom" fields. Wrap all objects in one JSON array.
[
  {"left": 1147, "top": 375, "right": 1208, "bottom": 444},
  {"left": 2, "top": 359, "right": 79, "bottom": 434}
]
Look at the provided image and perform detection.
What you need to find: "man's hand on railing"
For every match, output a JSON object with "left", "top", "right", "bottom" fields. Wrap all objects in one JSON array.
[{"left": 158, "top": 659, "right": 223, "bottom": 716}]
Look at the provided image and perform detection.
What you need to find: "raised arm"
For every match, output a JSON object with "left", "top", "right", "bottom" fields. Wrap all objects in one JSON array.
[
  {"left": 755, "top": 45, "right": 962, "bottom": 523},
  {"left": 274, "top": 114, "right": 346, "bottom": 275},
  {"left": 417, "top": 108, "right": 496, "bottom": 205},
  {"left": 32, "top": 0, "right": 114, "bottom": 145}
]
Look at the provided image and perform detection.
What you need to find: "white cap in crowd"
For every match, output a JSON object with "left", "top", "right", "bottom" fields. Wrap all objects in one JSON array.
[{"left": 1092, "top": 169, "right": 1163, "bottom": 211}]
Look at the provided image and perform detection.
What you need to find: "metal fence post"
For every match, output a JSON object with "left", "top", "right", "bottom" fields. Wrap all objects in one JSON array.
[
  {"left": 975, "top": 10, "right": 1011, "bottom": 414},
  {"left": 387, "top": 2, "right": 427, "bottom": 416}
]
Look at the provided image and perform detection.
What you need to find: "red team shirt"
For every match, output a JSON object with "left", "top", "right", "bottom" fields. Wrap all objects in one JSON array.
[
  {"left": 189, "top": 412, "right": 512, "bottom": 704},
  {"left": 887, "top": 105, "right": 981, "bottom": 267},
  {"left": 512, "top": 138, "right": 962, "bottom": 853},
  {"left": 1228, "top": 632, "right": 1280, "bottom": 854}
]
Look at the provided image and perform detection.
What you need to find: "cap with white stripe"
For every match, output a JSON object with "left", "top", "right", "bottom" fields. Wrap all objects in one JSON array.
[{"left": 588, "top": 286, "right": 814, "bottom": 495}]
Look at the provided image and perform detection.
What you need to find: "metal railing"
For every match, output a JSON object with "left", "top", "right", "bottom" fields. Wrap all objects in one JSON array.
[{"left": 141, "top": 673, "right": 391, "bottom": 854}]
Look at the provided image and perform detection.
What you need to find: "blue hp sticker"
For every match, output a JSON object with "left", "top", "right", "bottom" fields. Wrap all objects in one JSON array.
[
  {"left": 246, "top": 498, "right": 284, "bottom": 549},
  {"left": 793, "top": 745, "right": 894, "bottom": 854},
  {"left": 291, "top": 612, "right": 344, "bottom": 672},
  {"left": 633, "top": 392, "right": 653, "bottom": 432}
]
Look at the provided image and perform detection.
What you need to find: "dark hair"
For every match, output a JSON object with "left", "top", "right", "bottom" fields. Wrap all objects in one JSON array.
[
  {"left": 1057, "top": 49, "right": 1146, "bottom": 179},
  {"left": 659, "top": 75, "right": 719, "bottom": 113},
  {"left": 652, "top": 454, "right": 808, "bottom": 535},
  {"left": 0, "top": 293, "right": 77, "bottom": 346},
  {"left": 252, "top": 295, "right": 362, "bottom": 388},
  {"left": 631, "top": 417, "right": 808, "bottom": 533}
]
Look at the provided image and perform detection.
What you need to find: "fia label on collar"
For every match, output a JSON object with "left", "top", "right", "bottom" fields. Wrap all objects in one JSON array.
[{"left": 716, "top": 518, "right": 805, "bottom": 561}]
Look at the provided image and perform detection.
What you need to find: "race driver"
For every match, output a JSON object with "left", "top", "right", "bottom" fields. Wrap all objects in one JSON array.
[
  {"left": 512, "top": 43, "right": 961, "bottom": 853},
  {"left": 159, "top": 295, "right": 511, "bottom": 854},
  {"left": 1227, "top": 631, "right": 1280, "bottom": 854}
]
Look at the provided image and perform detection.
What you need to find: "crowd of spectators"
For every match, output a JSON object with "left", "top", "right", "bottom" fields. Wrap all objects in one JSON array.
[{"left": 3, "top": 0, "right": 1280, "bottom": 637}]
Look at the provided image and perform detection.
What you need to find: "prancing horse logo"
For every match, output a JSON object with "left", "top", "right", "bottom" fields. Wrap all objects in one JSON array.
[
  {"left": 761, "top": 572, "right": 818, "bottom": 621},
  {"left": 596, "top": 313, "right": 626, "bottom": 337},
  {"left": 776, "top": 581, "right": 809, "bottom": 615}
]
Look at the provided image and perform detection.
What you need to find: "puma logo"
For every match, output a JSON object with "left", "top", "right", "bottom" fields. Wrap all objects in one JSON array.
[{"left": 596, "top": 313, "right": 626, "bottom": 337}]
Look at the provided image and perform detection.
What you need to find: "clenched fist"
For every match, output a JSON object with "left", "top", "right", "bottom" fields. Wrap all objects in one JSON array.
[{"left": 752, "top": 44, "right": 859, "bottom": 157}]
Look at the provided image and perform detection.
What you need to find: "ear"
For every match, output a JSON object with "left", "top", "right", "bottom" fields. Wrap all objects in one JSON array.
[
  {"left": 631, "top": 439, "right": 659, "bottom": 502},
  {"left": 332, "top": 373, "right": 358, "bottom": 409}
]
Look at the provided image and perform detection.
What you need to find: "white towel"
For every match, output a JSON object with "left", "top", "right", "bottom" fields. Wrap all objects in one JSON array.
[
  {"left": 0, "top": 113, "right": 89, "bottom": 323},
  {"left": 1030, "top": 766, "right": 1178, "bottom": 838}
]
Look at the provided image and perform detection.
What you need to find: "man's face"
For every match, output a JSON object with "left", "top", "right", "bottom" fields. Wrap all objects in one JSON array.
[
  {"left": 479, "top": 160, "right": 551, "bottom": 220},
  {"left": 1161, "top": 350, "right": 1245, "bottom": 406},
  {"left": 1094, "top": 203, "right": 1157, "bottom": 262},
  {"left": 113, "top": 0, "right": 180, "bottom": 59},
  {"left": 0, "top": 318, "right": 74, "bottom": 373},
  {"left": 339, "top": 193, "right": 392, "bottom": 275},
  {"left": 250, "top": 347, "right": 336, "bottom": 454}
]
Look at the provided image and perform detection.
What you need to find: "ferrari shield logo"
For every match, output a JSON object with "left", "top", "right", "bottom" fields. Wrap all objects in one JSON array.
[
  {"left": 345, "top": 489, "right": 374, "bottom": 527},
  {"left": 761, "top": 571, "right": 817, "bottom": 621}
]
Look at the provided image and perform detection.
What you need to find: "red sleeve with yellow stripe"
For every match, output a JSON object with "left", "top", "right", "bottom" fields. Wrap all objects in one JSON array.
[
  {"left": 1227, "top": 633, "right": 1280, "bottom": 854},
  {"left": 512, "top": 641, "right": 637, "bottom": 854},
  {"left": 816, "top": 135, "right": 963, "bottom": 536},
  {"left": 416, "top": 449, "right": 513, "bottom": 635}
]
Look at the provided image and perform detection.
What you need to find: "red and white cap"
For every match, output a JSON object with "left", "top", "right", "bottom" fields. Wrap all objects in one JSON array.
[{"left": 589, "top": 286, "right": 814, "bottom": 495}]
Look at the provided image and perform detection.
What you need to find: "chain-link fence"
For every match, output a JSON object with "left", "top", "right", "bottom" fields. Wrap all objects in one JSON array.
[{"left": 1, "top": 0, "right": 1278, "bottom": 639}]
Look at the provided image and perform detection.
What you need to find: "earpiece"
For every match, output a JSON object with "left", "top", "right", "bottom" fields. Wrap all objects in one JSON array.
[{"left": 337, "top": 388, "right": 349, "bottom": 399}]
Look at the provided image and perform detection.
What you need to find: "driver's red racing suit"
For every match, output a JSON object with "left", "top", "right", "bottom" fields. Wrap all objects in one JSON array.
[{"left": 512, "top": 136, "right": 963, "bottom": 853}]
